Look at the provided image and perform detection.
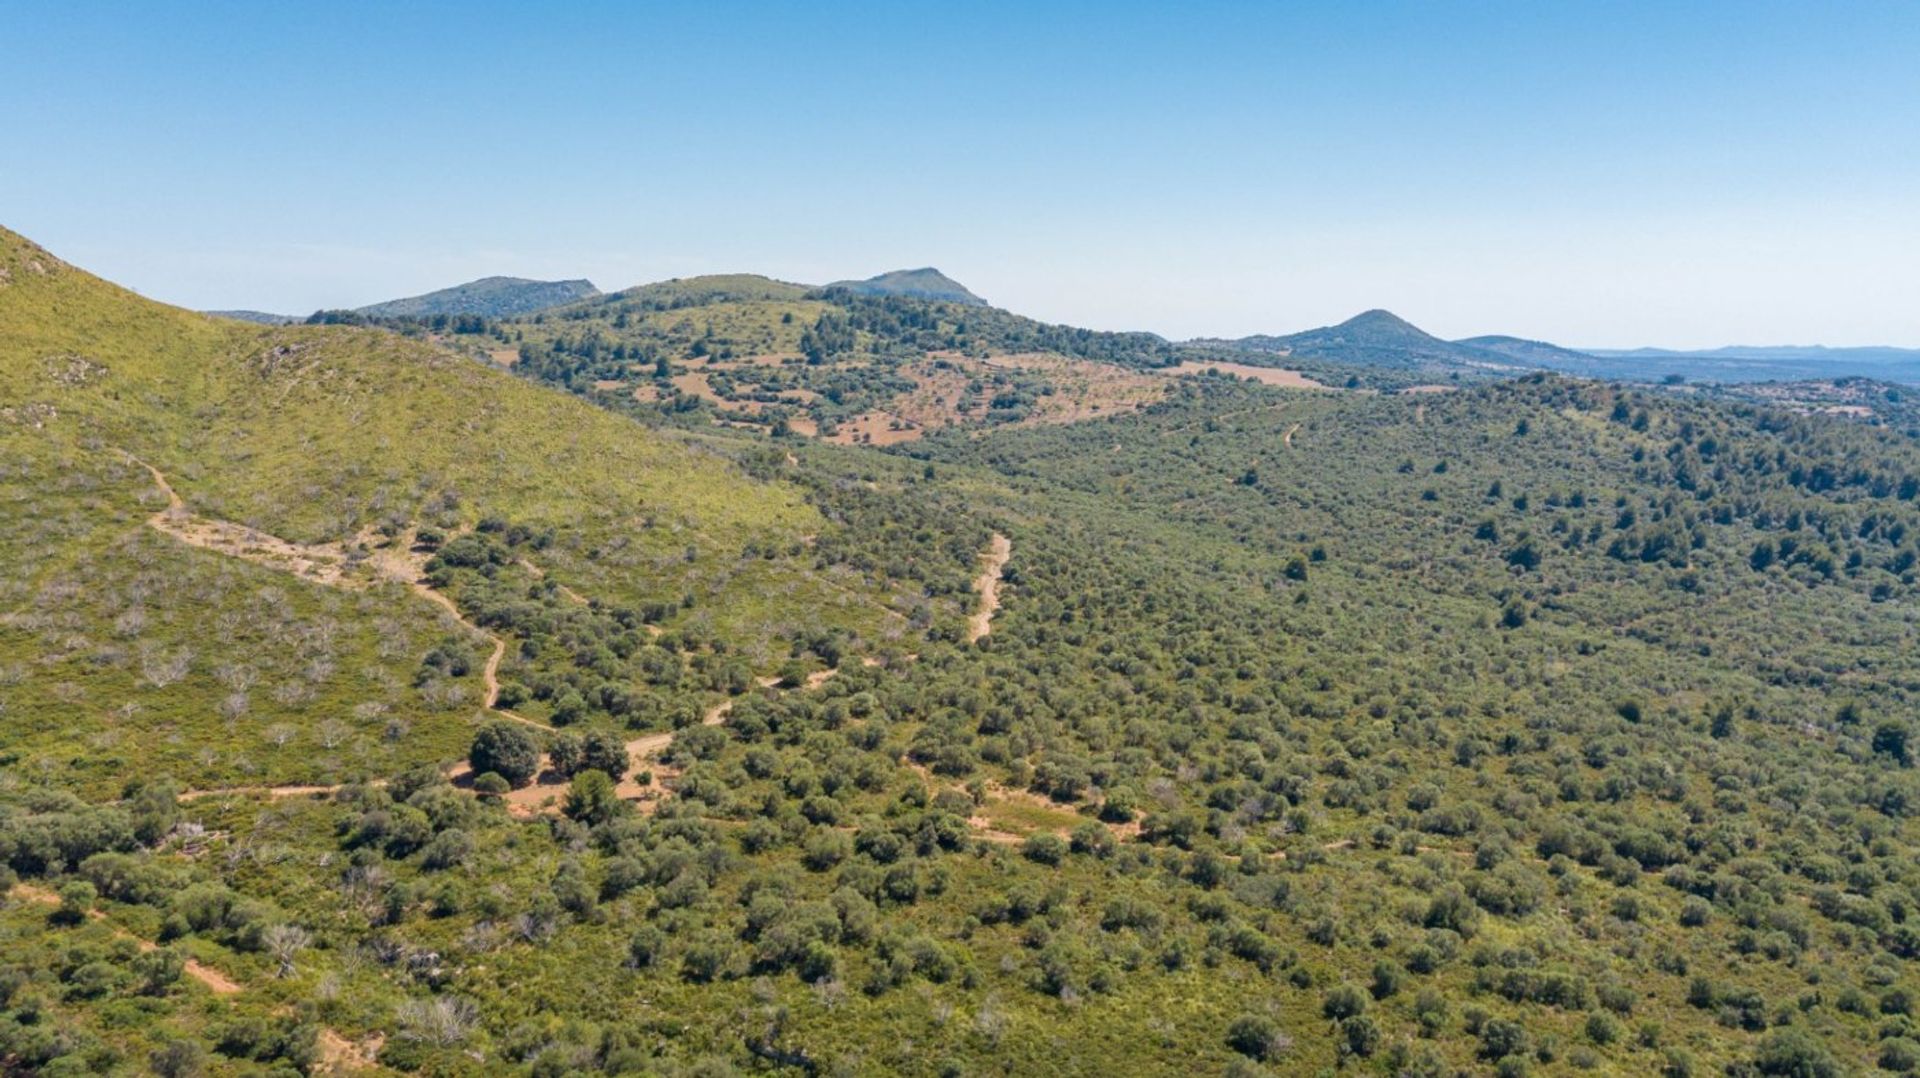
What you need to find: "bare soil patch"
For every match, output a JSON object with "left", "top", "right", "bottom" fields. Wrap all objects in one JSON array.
[
  {"left": 1169, "top": 361, "right": 1330, "bottom": 389},
  {"left": 828, "top": 411, "right": 924, "bottom": 445},
  {"left": 979, "top": 352, "right": 1165, "bottom": 424},
  {"left": 968, "top": 534, "right": 1012, "bottom": 643},
  {"left": 318, "top": 1029, "right": 385, "bottom": 1073},
  {"left": 179, "top": 784, "right": 338, "bottom": 803}
]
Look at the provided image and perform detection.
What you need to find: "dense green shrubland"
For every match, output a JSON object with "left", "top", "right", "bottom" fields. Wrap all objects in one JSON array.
[{"left": 6, "top": 227, "right": 1920, "bottom": 1074}]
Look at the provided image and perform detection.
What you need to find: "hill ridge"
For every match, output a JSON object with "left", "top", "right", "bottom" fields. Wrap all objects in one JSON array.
[
  {"left": 826, "top": 267, "right": 987, "bottom": 306},
  {"left": 355, "top": 275, "right": 600, "bottom": 318}
]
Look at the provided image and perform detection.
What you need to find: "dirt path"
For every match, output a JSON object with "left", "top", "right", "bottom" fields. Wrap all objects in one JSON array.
[
  {"left": 1282, "top": 423, "right": 1300, "bottom": 449},
  {"left": 126, "top": 452, "right": 837, "bottom": 823},
  {"left": 17, "top": 880, "right": 374, "bottom": 1057},
  {"left": 11, "top": 883, "right": 240, "bottom": 994},
  {"left": 175, "top": 677, "right": 758, "bottom": 810},
  {"left": 183, "top": 958, "right": 243, "bottom": 994},
  {"left": 968, "top": 533, "right": 1012, "bottom": 643},
  {"left": 130, "top": 456, "right": 359, "bottom": 587},
  {"left": 126, "top": 453, "right": 546, "bottom": 732},
  {"left": 620, "top": 674, "right": 787, "bottom": 776},
  {"left": 178, "top": 784, "right": 340, "bottom": 802},
  {"left": 518, "top": 558, "right": 590, "bottom": 607}
]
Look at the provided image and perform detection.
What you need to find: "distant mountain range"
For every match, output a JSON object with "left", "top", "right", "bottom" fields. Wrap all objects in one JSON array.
[
  {"left": 205, "top": 309, "right": 299, "bottom": 325},
  {"left": 209, "top": 267, "right": 1919, "bottom": 386},
  {"left": 204, "top": 277, "right": 601, "bottom": 323},
  {"left": 1203, "top": 311, "right": 1920, "bottom": 385},
  {"left": 1586, "top": 344, "right": 1920, "bottom": 363},
  {"left": 825, "top": 268, "right": 987, "bottom": 306},
  {"left": 1456, "top": 335, "right": 1609, "bottom": 371},
  {"left": 1200, "top": 310, "right": 1527, "bottom": 372},
  {"left": 1570, "top": 345, "right": 1920, "bottom": 384}
]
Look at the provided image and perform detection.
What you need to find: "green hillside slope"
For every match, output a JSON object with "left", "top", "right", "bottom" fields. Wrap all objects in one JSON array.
[
  {"left": 0, "top": 227, "right": 907, "bottom": 790},
  {"left": 5, "top": 230, "right": 1920, "bottom": 1077},
  {"left": 354, "top": 275, "right": 599, "bottom": 318},
  {"left": 1224, "top": 309, "right": 1525, "bottom": 371}
]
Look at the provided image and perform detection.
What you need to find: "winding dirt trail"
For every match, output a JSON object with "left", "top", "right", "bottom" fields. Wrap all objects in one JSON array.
[
  {"left": 129, "top": 453, "right": 840, "bottom": 823},
  {"left": 178, "top": 784, "right": 340, "bottom": 803},
  {"left": 12, "top": 883, "right": 240, "bottom": 994},
  {"left": 968, "top": 533, "right": 1012, "bottom": 643},
  {"left": 126, "top": 453, "right": 545, "bottom": 732},
  {"left": 1282, "top": 422, "right": 1300, "bottom": 449},
  {"left": 15, "top": 881, "right": 377, "bottom": 1061},
  {"left": 518, "top": 557, "right": 590, "bottom": 607},
  {"left": 400, "top": 579, "right": 539, "bottom": 728},
  {"left": 130, "top": 456, "right": 359, "bottom": 587}
]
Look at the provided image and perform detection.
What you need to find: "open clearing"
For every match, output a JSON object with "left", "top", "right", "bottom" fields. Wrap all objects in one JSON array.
[{"left": 1169, "top": 360, "right": 1331, "bottom": 389}]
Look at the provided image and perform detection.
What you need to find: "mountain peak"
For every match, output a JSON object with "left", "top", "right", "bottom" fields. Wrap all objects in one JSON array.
[
  {"left": 1220, "top": 309, "right": 1523, "bottom": 371},
  {"left": 826, "top": 267, "right": 987, "bottom": 307},
  {"left": 1339, "top": 308, "right": 1424, "bottom": 334}
]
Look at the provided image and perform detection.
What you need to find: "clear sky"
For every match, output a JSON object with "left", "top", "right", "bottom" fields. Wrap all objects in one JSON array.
[{"left": 5, "top": 1, "right": 1918, "bottom": 347}]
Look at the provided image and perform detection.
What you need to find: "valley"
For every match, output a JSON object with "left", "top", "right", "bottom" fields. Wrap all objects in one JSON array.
[{"left": 4, "top": 226, "right": 1920, "bottom": 1078}]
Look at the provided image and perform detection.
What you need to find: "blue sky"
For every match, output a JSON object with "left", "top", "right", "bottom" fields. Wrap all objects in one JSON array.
[{"left": 4, "top": 1, "right": 1917, "bottom": 346}]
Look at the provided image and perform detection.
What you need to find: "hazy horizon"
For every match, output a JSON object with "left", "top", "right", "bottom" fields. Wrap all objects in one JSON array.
[{"left": 7, "top": 1, "right": 1918, "bottom": 349}]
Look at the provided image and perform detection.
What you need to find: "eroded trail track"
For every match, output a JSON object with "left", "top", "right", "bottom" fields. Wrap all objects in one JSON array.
[
  {"left": 968, "top": 533, "right": 1012, "bottom": 642},
  {"left": 130, "top": 453, "right": 846, "bottom": 822},
  {"left": 132, "top": 456, "right": 360, "bottom": 587},
  {"left": 12, "top": 884, "right": 379, "bottom": 1067},
  {"left": 128, "top": 455, "right": 548, "bottom": 819},
  {"left": 127, "top": 453, "right": 544, "bottom": 731}
]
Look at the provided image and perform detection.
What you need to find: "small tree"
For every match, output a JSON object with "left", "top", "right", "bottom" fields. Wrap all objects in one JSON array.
[
  {"left": 1226, "top": 1014, "right": 1289, "bottom": 1061},
  {"left": 1339, "top": 1015, "right": 1380, "bottom": 1059},
  {"left": 263, "top": 923, "right": 311, "bottom": 978},
  {"left": 150, "top": 1041, "right": 208, "bottom": 1078},
  {"left": 1873, "top": 722, "right": 1911, "bottom": 766},
  {"left": 1481, "top": 1017, "right": 1530, "bottom": 1061},
  {"left": 547, "top": 731, "right": 585, "bottom": 777},
  {"left": 1322, "top": 983, "right": 1369, "bottom": 1020},
  {"left": 581, "top": 730, "right": 630, "bottom": 781},
  {"left": 52, "top": 881, "right": 97, "bottom": 926},
  {"left": 469, "top": 723, "right": 539, "bottom": 788},
  {"left": 1752, "top": 1027, "right": 1841, "bottom": 1077},
  {"left": 563, "top": 769, "right": 624, "bottom": 826}
]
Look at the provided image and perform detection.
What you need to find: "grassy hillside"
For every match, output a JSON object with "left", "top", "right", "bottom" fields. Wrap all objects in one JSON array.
[
  {"left": 0, "top": 227, "right": 911, "bottom": 793},
  {"left": 6, "top": 230, "right": 1920, "bottom": 1077}
]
